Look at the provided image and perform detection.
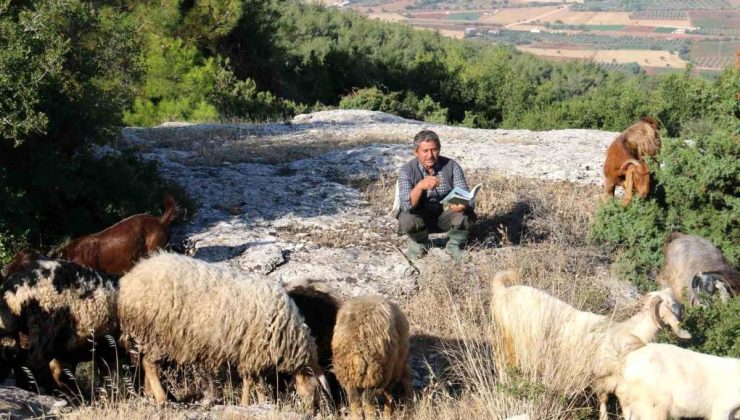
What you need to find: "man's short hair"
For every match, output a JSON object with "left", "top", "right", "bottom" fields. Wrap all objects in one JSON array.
[{"left": 414, "top": 130, "right": 441, "bottom": 150}]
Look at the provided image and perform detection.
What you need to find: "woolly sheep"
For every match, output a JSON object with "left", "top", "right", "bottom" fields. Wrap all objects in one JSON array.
[
  {"left": 490, "top": 271, "right": 690, "bottom": 420},
  {"left": 615, "top": 343, "right": 740, "bottom": 420},
  {"left": 658, "top": 232, "right": 739, "bottom": 307},
  {"left": 331, "top": 295, "right": 412, "bottom": 418},
  {"left": 0, "top": 258, "right": 119, "bottom": 395},
  {"left": 286, "top": 281, "right": 343, "bottom": 402},
  {"left": 117, "top": 252, "right": 327, "bottom": 408}
]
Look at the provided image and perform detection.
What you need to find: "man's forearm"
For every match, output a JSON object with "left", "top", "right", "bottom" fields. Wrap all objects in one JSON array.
[{"left": 409, "top": 185, "right": 424, "bottom": 208}]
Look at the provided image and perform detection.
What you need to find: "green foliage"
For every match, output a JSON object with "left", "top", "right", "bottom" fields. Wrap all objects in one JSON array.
[
  {"left": 662, "top": 297, "right": 740, "bottom": 357},
  {"left": 124, "top": 37, "right": 219, "bottom": 126},
  {"left": 339, "top": 87, "right": 448, "bottom": 123},
  {"left": 591, "top": 114, "right": 738, "bottom": 355},
  {"left": 210, "top": 58, "right": 307, "bottom": 121},
  {"left": 0, "top": 0, "right": 141, "bottom": 148},
  {"left": 591, "top": 122, "right": 738, "bottom": 289},
  {"left": 339, "top": 87, "right": 406, "bottom": 115},
  {"left": 0, "top": 0, "right": 193, "bottom": 260},
  {"left": 590, "top": 199, "right": 667, "bottom": 291}
]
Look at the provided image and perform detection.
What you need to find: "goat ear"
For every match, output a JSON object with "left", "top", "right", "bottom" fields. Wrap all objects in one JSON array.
[
  {"left": 691, "top": 274, "right": 702, "bottom": 290},
  {"left": 656, "top": 298, "right": 692, "bottom": 340},
  {"left": 619, "top": 160, "right": 637, "bottom": 176},
  {"left": 648, "top": 295, "right": 662, "bottom": 328}
]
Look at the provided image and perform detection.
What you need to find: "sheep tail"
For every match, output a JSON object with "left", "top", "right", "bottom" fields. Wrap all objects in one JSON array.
[
  {"left": 159, "top": 194, "right": 181, "bottom": 228},
  {"left": 492, "top": 270, "right": 519, "bottom": 294}
]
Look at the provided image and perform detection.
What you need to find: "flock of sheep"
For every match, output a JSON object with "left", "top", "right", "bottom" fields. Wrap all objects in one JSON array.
[{"left": 0, "top": 118, "right": 738, "bottom": 419}]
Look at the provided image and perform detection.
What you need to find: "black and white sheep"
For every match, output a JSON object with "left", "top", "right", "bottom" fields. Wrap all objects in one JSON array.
[
  {"left": 490, "top": 271, "right": 690, "bottom": 420},
  {"left": 331, "top": 295, "right": 413, "bottom": 418},
  {"left": 117, "top": 252, "right": 327, "bottom": 408},
  {"left": 658, "top": 232, "right": 739, "bottom": 307},
  {"left": 0, "top": 258, "right": 119, "bottom": 395}
]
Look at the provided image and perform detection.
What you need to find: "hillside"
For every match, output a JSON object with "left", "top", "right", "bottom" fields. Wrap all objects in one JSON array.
[{"left": 2, "top": 110, "right": 645, "bottom": 417}]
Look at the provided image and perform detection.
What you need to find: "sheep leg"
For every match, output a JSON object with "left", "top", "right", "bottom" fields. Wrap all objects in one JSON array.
[
  {"left": 50, "top": 359, "right": 82, "bottom": 401},
  {"left": 347, "top": 388, "right": 362, "bottom": 420},
  {"left": 294, "top": 371, "right": 317, "bottom": 411},
  {"left": 240, "top": 376, "right": 253, "bottom": 405},
  {"left": 142, "top": 358, "right": 167, "bottom": 405},
  {"left": 400, "top": 365, "right": 414, "bottom": 404},
  {"left": 362, "top": 390, "right": 376, "bottom": 420},
  {"left": 240, "top": 374, "right": 268, "bottom": 405},
  {"left": 381, "top": 388, "right": 395, "bottom": 417}
]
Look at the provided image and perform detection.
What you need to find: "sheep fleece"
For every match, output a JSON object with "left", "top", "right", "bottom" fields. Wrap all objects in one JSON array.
[
  {"left": 118, "top": 253, "right": 318, "bottom": 374},
  {"left": 331, "top": 296, "right": 409, "bottom": 390},
  {"left": 1, "top": 259, "right": 118, "bottom": 352}
]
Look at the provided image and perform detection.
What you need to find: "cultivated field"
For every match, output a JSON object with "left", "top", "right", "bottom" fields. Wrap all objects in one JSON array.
[
  {"left": 517, "top": 46, "right": 688, "bottom": 67},
  {"left": 335, "top": 0, "right": 738, "bottom": 71}
]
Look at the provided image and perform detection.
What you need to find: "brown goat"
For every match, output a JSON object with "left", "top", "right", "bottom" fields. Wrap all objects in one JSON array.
[
  {"left": 603, "top": 117, "right": 660, "bottom": 206},
  {"left": 658, "top": 232, "right": 739, "bottom": 306},
  {"left": 59, "top": 195, "right": 180, "bottom": 275},
  {"left": 2, "top": 249, "right": 42, "bottom": 279}
]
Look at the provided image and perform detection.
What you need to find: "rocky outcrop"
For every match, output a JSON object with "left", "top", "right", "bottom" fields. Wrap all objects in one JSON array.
[{"left": 121, "top": 110, "right": 617, "bottom": 299}]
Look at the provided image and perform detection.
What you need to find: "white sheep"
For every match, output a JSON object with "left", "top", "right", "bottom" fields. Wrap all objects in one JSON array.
[
  {"left": 615, "top": 343, "right": 740, "bottom": 420},
  {"left": 490, "top": 271, "right": 691, "bottom": 420},
  {"left": 658, "top": 232, "right": 739, "bottom": 306},
  {"left": 117, "top": 252, "right": 327, "bottom": 408},
  {"left": 331, "top": 295, "right": 413, "bottom": 418},
  {"left": 0, "top": 258, "right": 119, "bottom": 395}
]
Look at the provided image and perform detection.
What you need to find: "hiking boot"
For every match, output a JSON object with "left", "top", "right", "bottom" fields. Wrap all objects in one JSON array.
[
  {"left": 445, "top": 228, "right": 469, "bottom": 261},
  {"left": 405, "top": 230, "right": 429, "bottom": 260}
]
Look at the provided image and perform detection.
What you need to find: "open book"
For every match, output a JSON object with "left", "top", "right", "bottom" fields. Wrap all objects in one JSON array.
[{"left": 441, "top": 183, "right": 482, "bottom": 207}]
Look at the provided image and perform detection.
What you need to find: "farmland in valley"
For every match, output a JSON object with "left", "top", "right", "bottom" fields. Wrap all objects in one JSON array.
[{"left": 335, "top": 0, "right": 739, "bottom": 73}]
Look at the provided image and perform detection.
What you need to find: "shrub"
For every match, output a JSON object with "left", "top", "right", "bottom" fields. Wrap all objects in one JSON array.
[
  {"left": 591, "top": 120, "right": 738, "bottom": 355},
  {"left": 339, "top": 87, "right": 448, "bottom": 123},
  {"left": 0, "top": 1, "right": 191, "bottom": 263},
  {"left": 661, "top": 297, "right": 740, "bottom": 357},
  {"left": 339, "top": 87, "right": 406, "bottom": 116}
]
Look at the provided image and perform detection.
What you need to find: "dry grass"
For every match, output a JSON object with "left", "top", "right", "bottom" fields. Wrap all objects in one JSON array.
[{"left": 20, "top": 171, "right": 629, "bottom": 419}]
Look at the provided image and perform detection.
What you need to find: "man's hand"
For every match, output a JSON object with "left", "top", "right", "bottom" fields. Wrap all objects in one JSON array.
[
  {"left": 417, "top": 176, "right": 439, "bottom": 191},
  {"left": 448, "top": 203, "right": 466, "bottom": 213}
]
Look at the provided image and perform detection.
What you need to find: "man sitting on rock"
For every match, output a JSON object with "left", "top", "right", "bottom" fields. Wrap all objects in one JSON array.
[{"left": 395, "top": 130, "right": 476, "bottom": 260}]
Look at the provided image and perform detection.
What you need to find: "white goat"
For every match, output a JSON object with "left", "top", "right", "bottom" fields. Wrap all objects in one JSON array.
[
  {"left": 616, "top": 343, "right": 740, "bottom": 420},
  {"left": 490, "top": 271, "right": 691, "bottom": 420}
]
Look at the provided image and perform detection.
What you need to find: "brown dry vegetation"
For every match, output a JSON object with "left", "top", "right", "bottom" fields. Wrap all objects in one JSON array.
[{"left": 36, "top": 171, "right": 635, "bottom": 419}]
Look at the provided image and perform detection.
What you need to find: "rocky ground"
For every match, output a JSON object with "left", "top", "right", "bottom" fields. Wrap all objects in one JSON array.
[
  {"left": 1, "top": 110, "right": 624, "bottom": 418},
  {"left": 124, "top": 110, "right": 617, "bottom": 298}
]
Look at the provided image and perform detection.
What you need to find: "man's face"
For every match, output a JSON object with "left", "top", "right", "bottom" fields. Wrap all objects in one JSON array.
[{"left": 415, "top": 140, "right": 440, "bottom": 171}]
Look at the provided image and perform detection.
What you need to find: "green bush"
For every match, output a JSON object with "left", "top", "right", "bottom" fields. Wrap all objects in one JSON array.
[
  {"left": 662, "top": 297, "right": 740, "bottom": 357},
  {"left": 0, "top": 1, "right": 193, "bottom": 262},
  {"left": 339, "top": 87, "right": 448, "bottom": 123},
  {"left": 591, "top": 124, "right": 738, "bottom": 285},
  {"left": 590, "top": 116, "right": 738, "bottom": 355}
]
